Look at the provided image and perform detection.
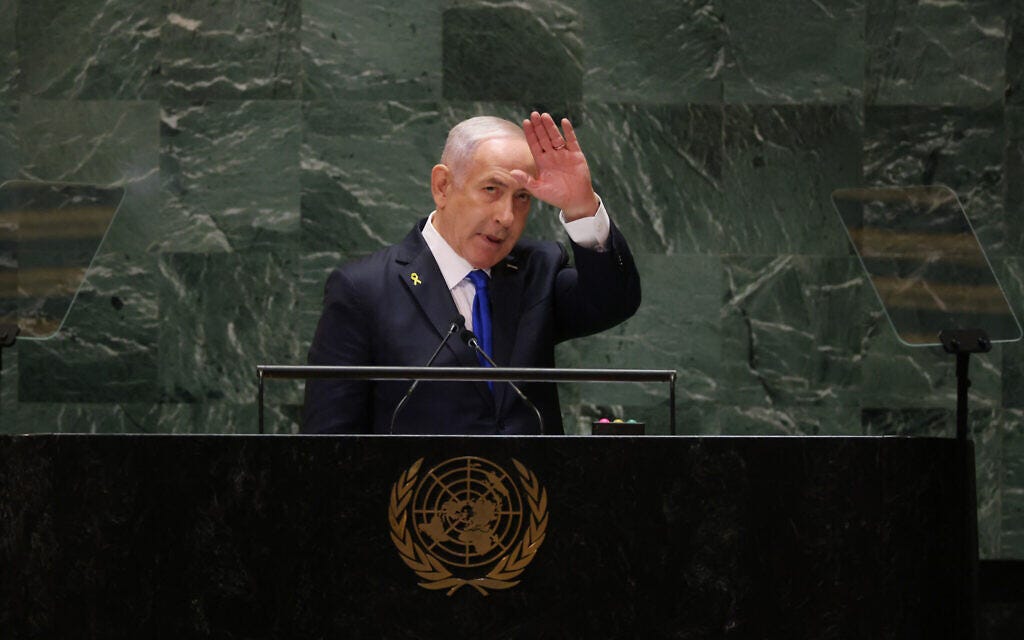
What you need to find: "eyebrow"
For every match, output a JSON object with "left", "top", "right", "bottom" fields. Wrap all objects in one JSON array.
[
  {"left": 480, "top": 174, "right": 511, "bottom": 188},
  {"left": 479, "top": 172, "right": 530, "bottom": 193}
]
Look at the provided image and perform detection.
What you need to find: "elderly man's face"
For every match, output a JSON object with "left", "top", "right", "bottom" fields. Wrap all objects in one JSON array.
[{"left": 431, "top": 137, "right": 536, "bottom": 269}]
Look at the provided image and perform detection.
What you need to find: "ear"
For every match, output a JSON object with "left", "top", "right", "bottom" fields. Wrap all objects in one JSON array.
[{"left": 430, "top": 164, "right": 452, "bottom": 209}]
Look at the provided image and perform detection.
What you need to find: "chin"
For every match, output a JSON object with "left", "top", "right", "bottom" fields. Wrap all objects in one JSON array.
[{"left": 469, "top": 248, "right": 508, "bottom": 270}]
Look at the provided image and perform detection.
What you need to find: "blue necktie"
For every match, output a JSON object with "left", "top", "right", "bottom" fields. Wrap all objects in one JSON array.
[{"left": 467, "top": 270, "right": 493, "bottom": 381}]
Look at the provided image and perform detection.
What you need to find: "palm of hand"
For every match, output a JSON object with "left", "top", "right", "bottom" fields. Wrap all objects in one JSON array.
[
  {"left": 512, "top": 112, "right": 599, "bottom": 220},
  {"left": 529, "top": 150, "right": 593, "bottom": 209}
]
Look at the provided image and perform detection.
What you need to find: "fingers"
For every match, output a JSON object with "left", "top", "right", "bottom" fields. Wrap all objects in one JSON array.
[
  {"left": 522, "top": 116, "right": 545, "bottom": 159},
  {"left": 523, "top": 111, "right": 576, "bottom": 153},
  {"left": 561, "top": 118, "right": 580, "bottom": 151},
  {"left": 538, "top": 112, "right": 563, "bottom": 150}
]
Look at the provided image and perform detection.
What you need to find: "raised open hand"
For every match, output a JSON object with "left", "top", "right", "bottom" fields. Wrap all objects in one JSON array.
[{"left": 511, "top": 111, "right": 600, "bottom": 221}]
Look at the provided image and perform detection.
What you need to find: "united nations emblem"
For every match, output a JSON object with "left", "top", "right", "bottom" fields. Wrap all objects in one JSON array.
[{"left": 388, "top": 456, "right": 548, "bottom": 596}]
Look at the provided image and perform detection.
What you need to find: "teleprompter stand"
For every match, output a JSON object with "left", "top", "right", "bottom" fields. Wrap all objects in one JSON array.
[
  {"left": 939, "top": 328, "right": 992, "bottom": 441},
  {"left": 832, "top": 185, "right": 1022, "bottom": 439}
]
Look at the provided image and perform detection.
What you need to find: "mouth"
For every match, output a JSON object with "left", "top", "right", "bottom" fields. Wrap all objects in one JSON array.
[{"left": 481, "top": 233, "right": 505, "bottom": 246}]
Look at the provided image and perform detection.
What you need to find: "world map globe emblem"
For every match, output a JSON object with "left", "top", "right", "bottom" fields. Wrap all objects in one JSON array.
[
  {"left": 411, "top": 456, "right": 524, "bottom": 569},
  {"left": 389, "top": 455, "right": 548, "bottom": 595}
]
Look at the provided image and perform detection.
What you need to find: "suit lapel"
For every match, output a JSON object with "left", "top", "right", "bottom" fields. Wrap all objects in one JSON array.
[
  {"left": 395, "top": 224, "right": 493, "bottom": 407},
  {"left": 397, "top": 245, "right": 458, "bottom": 345}
]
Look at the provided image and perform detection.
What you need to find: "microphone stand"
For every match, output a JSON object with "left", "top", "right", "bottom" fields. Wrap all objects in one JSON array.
[
  {"left": 258, "top": 365, "right": 677, "bottom": 435},
  {"left": 461, "top": 328, "right": 546, "bottom": 435},
  {"left": 389, "top": 316, "right": 464, "bottom": 434}
]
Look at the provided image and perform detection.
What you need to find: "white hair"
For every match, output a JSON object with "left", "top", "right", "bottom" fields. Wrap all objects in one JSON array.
[{"left": 440, "top": 116, "right": 525, "bottom": 183}]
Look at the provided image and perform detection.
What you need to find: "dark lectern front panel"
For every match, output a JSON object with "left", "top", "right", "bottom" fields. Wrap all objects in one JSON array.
[{"left": 0, "top": 435, "right": 975, "bottom": 639}]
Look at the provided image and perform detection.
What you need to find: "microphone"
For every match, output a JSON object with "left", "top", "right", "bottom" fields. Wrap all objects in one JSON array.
[
  {"left": 389, "top": 315, "right": 465, "bottom": 434},
  {"left": 460, "top": 329, "right": 546, "bottom": 435}
]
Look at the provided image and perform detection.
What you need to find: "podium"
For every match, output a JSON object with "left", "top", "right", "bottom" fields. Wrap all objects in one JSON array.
[{"left": 0, "top": 434, "right": 977, "bottom": 638}]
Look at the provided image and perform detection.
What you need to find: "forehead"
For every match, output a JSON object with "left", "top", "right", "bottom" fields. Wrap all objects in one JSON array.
[{"left": 466, "top": 136, "right": 535, "bottom": 180}]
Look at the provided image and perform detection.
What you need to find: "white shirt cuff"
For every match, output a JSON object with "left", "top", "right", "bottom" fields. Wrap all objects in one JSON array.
[{"left": 560, "top": 196, "right": 610, "bottom": 251}]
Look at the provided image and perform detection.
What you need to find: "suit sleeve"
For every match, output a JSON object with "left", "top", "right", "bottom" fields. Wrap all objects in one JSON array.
[
  {"left": 301, "top": 267, "right": 374, "bottom": 434},
  {"left": 553, "top": 220, "right": 641, "bottom": 342}
]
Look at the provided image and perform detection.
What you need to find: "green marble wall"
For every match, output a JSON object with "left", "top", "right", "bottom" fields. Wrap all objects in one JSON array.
[{"left": 1, "top": 0, "right": 1023, "bottom": 558}]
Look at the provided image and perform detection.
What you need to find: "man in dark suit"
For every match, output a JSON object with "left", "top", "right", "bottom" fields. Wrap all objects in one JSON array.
[{"left": 302, "top": 112, "right": 641, "bottom": 434}]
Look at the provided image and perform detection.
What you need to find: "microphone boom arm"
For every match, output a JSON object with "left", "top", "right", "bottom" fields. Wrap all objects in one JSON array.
[
  {"left": 258, "top": 365, "right": 677, "bottom": 435},
  {"left": 462, "top": 330, "right": 546, "bottom": 435}
]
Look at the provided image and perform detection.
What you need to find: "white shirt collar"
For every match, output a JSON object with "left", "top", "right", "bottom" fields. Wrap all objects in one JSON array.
[{"left": 422, "top": 211, "right": 491, "bottom": 290}]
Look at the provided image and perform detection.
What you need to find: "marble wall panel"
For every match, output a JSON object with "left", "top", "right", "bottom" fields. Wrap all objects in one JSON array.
[
  {"left": 719, "top": 105, "right": 860, "bottom": 256},
  {"left": 1004, "top": 106, "right": 1024, "bottom": 257},
  {"left": 996, "top": 257, "right": 1024, "bottom": 408},
  {"left": 17, "top": 99, "right": 158, "bottom": 186},
  {"left": 297, "top": 252, "right": 338, "bottom": 373},
  {"left": 0, "top": 0, "right": 14, "bottom": 94},
  {"left": 301, "top": 100, "right": 444, "bottom": 259},
  {"left": 5, "top": 400, "right": 297, "bottom": 434},
  {"left": 0, "top": 101, "right": 15, "bottom": 183},
  {"left": 581, "top": 0, "right": 724, "bottom": 103},
  {"left": 160, "top": 0, "right": 301, "bottom": 100},
  {"left": 6, "top": 402, "right": 164, "bottom": 434},
  {"left": 303, "top": 0, "right": 442, "bottom": 100},
  {"left": 865, "top": 106, "right": 1007, "bottom": 256},
  {"left": 719, "top": 256, "right": 871, "bottom": 407},
  {"left": 160, "top": 100, "right": 301, "bottom": 252},
  {"left": 1002, "top": 409, "right": 1024, "bottom": 556},
  {"left": 0, "top": 0, "right": 13, "bottom": 182},
  {"left": 442, "top": 1, "right": 582, "bottom": 106},
  {"left": 1009, "top": 1, "right": 1024, "bottom": 106},
  {"left": 155, "top": 400, "right": 297, "bottom": 434},
  {"left": 866, "top": 0, "right": 1005, "bottom": 106},
  {"left": 157, "top": 251, "right": 301, "bottom": 405},
  {"left": 15, "top": 251, "right": 161, "bottom": 403},
  {"left": 721, "top": 0, "right": 864, "bottom": 104},
  {"left": 861, "top": 320, "right": 1003, "bottom": 409},
  {"left": 714, "top": 404, "right": 862, "bottom": 436},
  {"left": 579, "top": 103, "right": 724, "bottom": 255},
  {"left": 15, "top": 100, "right": 160, "bottom": 403},
  {"left": 15, "top": 0, "right": 160, "bottom": 99}
]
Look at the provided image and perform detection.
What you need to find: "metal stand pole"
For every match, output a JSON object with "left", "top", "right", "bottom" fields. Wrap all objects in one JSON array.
[{"left": 939, "top": 329, "right": 991, "bottom": 441}]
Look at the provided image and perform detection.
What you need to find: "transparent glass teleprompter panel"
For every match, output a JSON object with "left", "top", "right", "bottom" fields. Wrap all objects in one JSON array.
[
  {"left": 831, "top": 185, "right": 1021, "bottom": 347},
  {"left": 0, "top": 181, "right": 125, "bottom": 340}
]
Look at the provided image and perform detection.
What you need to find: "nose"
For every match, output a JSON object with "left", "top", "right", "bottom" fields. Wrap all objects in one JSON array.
[{"left": 493, "top": 196, "right": 515, "bottom": 228}]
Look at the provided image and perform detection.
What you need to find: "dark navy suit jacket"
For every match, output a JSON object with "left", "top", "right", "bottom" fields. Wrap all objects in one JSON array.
[{"left": 302, "top": 218, "right": 641, "bottom": 435}]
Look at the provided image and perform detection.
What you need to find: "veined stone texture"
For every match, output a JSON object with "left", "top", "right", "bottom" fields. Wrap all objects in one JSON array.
[
  {"left": 303, "top": 0, "right": 442, "bottom": 100},
  {"left": 866, "top": 0, "right": 1005, "bottom": 106},
  {"left": 161, "top": 0, "right": 301, "bottom": 100},
  {"left": 1, "top": 0, "right": 1023, "bottom": 559},
  {"left": 17, "top": 0, "right": 161, "bottom": 99}
]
